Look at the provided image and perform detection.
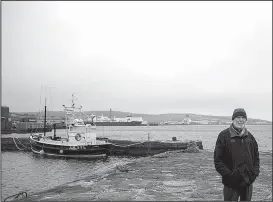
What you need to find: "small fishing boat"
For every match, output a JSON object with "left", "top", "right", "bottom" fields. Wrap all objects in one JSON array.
[{"left": 29, "top": 93, "right": 112, "bottom": 159}]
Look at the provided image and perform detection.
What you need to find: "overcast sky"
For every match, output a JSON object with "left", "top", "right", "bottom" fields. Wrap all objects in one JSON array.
[{"left": 2, "top": 1, "right": 272, "bottom": 121}]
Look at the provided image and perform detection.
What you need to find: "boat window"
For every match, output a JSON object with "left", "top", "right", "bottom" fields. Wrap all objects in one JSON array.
[{"left": 70, "top": 126, "right": 86, "bottom": 133}]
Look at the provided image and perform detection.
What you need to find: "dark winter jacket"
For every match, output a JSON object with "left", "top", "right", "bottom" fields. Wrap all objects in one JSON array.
[{"left": 214, "top": 124, "right": 260, "bottom": 188}]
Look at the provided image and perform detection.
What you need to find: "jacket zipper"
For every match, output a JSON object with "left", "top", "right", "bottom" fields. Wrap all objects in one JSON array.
[{"left": 241, "top": 138, "right": 247, "bottom": 166}]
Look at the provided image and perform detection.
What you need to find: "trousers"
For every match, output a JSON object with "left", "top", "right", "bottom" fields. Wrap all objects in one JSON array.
[{"left": 223, "top": 184, "right": 253, "bottom": 201}]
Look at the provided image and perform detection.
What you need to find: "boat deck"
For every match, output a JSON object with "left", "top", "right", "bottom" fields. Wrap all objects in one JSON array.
[{"left": 30, "top": 136, "right": 110, "bottom": 146}]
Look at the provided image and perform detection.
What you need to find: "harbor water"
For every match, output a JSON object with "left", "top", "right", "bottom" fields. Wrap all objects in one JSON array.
[{"left": 1, "top": 125, "right": 272, "bottom": 200}]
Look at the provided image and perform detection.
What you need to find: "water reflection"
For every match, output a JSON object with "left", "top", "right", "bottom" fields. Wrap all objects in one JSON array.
[{"left": 1, "top": 152, "right": 133, "bottom": 200}]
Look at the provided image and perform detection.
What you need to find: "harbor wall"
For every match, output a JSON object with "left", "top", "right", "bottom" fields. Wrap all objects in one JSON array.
[
  {"left": 22, "top": 151, "right": 272, "bottom": 201},
  {"left": 1, "top": 137, "right": 203, "bottom": 156}
]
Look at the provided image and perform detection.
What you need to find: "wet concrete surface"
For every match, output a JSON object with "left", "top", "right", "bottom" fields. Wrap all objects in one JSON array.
[{"left": 22, "top": 150, "right": 272, "bottom": 201}]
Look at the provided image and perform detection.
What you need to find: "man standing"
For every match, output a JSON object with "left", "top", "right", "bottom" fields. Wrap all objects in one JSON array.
[{"left": 214, "top": 108, "right": 260, "bottom": 201}]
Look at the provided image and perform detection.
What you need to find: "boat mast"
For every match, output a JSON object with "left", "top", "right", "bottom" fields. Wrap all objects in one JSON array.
[
  {"left": 65, "top": 106, "right": 68, "bottom": 138},
  {"left": 41, "top": 85, "right": 53, "bottom": 137},
  {"left": 64, "top": 93, "right": 76, "bottom": 139},
  {"left": 44, "top": 95, "right": 47, "bottom": 137}
]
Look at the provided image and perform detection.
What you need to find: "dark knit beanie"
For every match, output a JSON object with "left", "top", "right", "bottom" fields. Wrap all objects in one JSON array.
[{"left": 232, "top": 108, "right": 247, "bottom": 120}]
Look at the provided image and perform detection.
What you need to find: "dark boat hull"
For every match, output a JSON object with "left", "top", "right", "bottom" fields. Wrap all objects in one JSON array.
[{"left": 29, "top": 137, "right": 112, "bottom": 159}]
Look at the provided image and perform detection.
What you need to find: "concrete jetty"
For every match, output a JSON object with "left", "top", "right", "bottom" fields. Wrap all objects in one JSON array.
[
  {"left": 1, "top": 136, "right": 203, "bottom": 156},
  {"left": 14, "top": 150, "right": 272, "bottom": 201}
]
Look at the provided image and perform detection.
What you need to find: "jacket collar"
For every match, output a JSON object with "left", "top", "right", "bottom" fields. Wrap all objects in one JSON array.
[{"left": 229, "top": 124, "right": 248, "bottom": 138}]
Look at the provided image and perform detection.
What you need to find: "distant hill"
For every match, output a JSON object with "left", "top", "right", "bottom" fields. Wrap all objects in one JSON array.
[{"left": 10, "top": 110, "right": 272, "bottom": 124}]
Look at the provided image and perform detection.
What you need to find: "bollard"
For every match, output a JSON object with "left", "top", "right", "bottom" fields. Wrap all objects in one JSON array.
[{"left": 53, "top": 123, "right": 56, "bottom": 139}]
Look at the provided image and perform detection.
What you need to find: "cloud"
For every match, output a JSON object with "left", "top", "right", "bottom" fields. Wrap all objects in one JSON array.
[{"left": 1, "top": 1, "right": 272, "bottom": 121}]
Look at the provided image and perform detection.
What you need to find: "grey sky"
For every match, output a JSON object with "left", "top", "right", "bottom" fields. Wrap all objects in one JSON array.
[{"left": 2, "top": 1, "right": 272, "bottom": 121}]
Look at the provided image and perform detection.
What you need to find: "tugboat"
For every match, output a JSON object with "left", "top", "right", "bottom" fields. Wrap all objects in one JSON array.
[{"left": 29, "top": 93, "right": 112, "bottom": 159}]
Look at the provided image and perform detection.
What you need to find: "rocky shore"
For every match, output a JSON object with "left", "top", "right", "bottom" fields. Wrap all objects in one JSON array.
[{"left": 22, "top": 150, "right": 272, "bottom": 201}]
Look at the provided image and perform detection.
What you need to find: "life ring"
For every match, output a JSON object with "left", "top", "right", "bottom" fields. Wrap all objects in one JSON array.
[{"left": 75, "top": 133, "right": 82, "bottom": 141}]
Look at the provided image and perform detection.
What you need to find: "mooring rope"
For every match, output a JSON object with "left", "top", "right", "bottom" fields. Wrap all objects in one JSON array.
[
  {"left": 12, "top": 137, "right": 25, "bottom": 151},
  {"left": 4, "top": 191, "right": 27, "bottom": 201},
  {"left": 15, "top": 137, "right": 31, "bottom": 150}
]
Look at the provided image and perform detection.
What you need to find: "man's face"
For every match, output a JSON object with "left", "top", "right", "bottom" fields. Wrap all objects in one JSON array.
[{"left": 233, "top": 116, "right": 247, "bottom": 129}]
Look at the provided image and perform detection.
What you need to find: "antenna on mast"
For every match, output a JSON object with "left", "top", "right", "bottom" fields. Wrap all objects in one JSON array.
[{"left": 69, "top": 93, "right": 78, "bottom": 108}]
